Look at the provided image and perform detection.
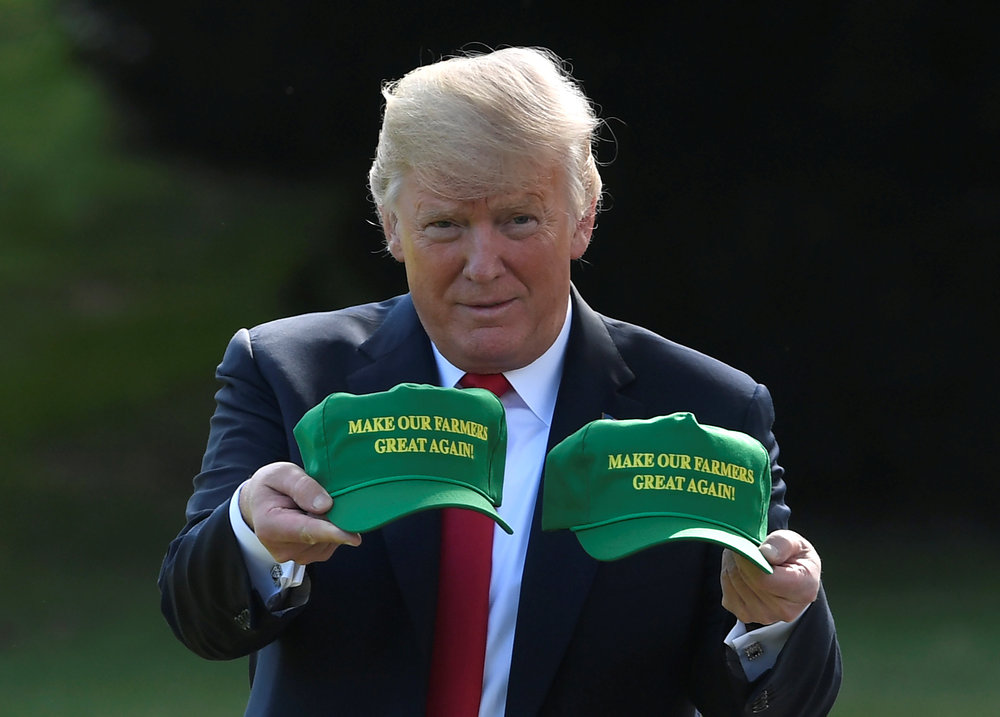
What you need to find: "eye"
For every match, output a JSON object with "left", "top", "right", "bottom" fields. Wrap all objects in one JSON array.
[
  {"left": 504, "top": 213, "right": 539, "bottom": 236},
  {"left": 421, "top": 218, "right": 462, "bottom": 242}
]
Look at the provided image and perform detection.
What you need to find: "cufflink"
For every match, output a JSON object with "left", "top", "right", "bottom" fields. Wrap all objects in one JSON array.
[
  {"left": 744, "top": 641, "right": 765, "bottom": 661},
  {"left": 270, "top": 563, "right": 283, "bottom": 587},
  {"left": 234, "top": 608, "right": 251, "bottom": 631}
]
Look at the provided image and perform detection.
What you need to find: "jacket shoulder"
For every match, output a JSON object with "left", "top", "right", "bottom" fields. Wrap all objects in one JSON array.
[
  {"left": 248, "top": 295, "right": 403, "bottom": 351},
  {"left": 601, "top": 314, "right": 760, "bottom": 390},
  {"left": 212, "top": 295, "right": 415, "bottom": 402}
]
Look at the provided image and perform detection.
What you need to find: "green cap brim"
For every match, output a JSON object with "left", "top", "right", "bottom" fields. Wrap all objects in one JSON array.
[
  {"left": 573, "top": 515, "right": 773, "bottom": 573},
  {"left": 327, "top": 478, "right": 513, "bottom": 534}
]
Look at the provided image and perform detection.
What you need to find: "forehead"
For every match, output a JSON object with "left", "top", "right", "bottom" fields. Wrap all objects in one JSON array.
[
  {"left": 405, "top": 185, "right": 546, "bottom": 217},
  {"left": 397, "top": 166, "right": 564, "bottom": 213}
]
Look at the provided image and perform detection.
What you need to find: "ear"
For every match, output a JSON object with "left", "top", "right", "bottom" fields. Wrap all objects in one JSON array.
[
  {"left": 570, "top": 197, "right": 597, "bottom": 260},
  {"left": 381, "top": 209, "right": 405, "bottom": 262}
]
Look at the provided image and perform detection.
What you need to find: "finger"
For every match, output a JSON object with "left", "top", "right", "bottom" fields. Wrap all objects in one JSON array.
[
  {"left": 258, "top": 511, "right": 362, "bottom": 563},
  {"left": 288, "top": 469, "right": 334, "bottom": 515},
  {"left": 266, "top": 541, "right": 334, "bottom": 565},
  {"left": 720, "top": 569, "right": 750, "bottom": 622},
  {"left": 753, "top": 532, "right": 822, "bottom": 606},
  {"left": 268, "top": 537, "right": 341, "bottom": 565},
  {"left": 725, "top": 550, "right": 817, "bottom": 624},
  {"left": 256, "top": 462, "right": 333, "bottom": 515},
  {"left": 722, "top": 552, "right": 776, "bottom": 623},
  {"left": 755, "top": 564, "right": 820, "bottom": 609},
  {"left": 759, "top": 529, "right": 813, "bottom": 565},
  {"left": 258, "top": 507, "right": 360, "bottom": 547}
]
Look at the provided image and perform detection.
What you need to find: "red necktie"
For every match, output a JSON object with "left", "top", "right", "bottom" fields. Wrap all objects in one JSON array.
[{"left": 426, "top": 372, "right": 512, "bottom": 717}]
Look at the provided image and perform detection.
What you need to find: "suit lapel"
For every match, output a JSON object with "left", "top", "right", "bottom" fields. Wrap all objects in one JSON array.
[
  {"left": 340, "top": 290, "right": 650, "bottom": 708},
  {"left": 506, "top": 288, "right": 646, "bottom": 715}
]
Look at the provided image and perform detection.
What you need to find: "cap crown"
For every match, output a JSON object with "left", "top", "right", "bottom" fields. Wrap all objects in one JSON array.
[
  {"left": 294, "top": 383, "right": 508, "bottom": 531},
  {"left": 542, "top": 412, "right": 770, "bottom": 549}
]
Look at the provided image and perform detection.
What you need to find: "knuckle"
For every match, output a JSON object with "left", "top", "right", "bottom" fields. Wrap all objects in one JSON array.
[
  {"left": 292, "top": 469, "right": 313, "bottom": 492},
  {"left": 298, "top": 523, "right": 320, "bottom": 546}
]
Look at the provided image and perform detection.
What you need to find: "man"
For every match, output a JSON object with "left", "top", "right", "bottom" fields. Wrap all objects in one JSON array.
[{"left": 159, "top": 47, "right": 841, "bottom": 715}]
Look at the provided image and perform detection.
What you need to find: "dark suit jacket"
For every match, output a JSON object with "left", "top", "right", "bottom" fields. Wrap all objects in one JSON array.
[{"left": 159, "top": 288, "right": 841, "bottom": 716}]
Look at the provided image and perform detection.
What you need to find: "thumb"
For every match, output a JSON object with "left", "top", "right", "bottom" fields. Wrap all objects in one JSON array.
[{"left": 759, "top": 530, "right": 799, "bottom": 566}]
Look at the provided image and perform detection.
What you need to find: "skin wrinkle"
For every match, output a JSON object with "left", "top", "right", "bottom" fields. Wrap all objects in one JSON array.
[{"left": 383, "top": 168, "right": 593, "bottom": 375}]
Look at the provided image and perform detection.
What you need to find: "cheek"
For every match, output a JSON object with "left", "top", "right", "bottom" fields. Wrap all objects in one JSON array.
[
  {"left": 404, "top": 248, "right": 458, "bottom": 295},
  {"left": 529, "top": 243, "right": 573, "bottom": 288}
]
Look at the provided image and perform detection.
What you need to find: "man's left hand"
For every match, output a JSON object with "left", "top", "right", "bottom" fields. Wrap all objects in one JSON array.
[{"left": 721, "top": 529, "right": 822, "bottom": 626}]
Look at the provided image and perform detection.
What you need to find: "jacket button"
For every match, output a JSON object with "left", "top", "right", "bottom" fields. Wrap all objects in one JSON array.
[{"left": 751, "top": 689, "right": 770, "bottom": 713}]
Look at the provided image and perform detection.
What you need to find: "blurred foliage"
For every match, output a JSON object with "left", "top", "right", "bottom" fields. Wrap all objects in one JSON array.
[
  {"left": 47, "top": 0, "right": 1000, "bottom": 529},
  {"left": 0, "top": 1, "right": 385, "bottom": 474},
  {"left": 1, "top": 1, "right": 999, "bottom": 714},
  {"left": 0, "top": 4, "right": 350, "bottom": 711}
]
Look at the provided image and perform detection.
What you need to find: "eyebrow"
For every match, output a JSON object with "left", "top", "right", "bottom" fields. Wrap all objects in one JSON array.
[{"left": 413, "top": 193, "right": 545, "bottom": 221}]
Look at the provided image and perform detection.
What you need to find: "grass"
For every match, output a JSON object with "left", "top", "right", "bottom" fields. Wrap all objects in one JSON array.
[
  {"left": 813, "top": 524, "right": 1000, "bottom": 715},
  {"left": 1, "top": 567, "right": 248, "bottom": 715},
  {"left": 4, "top": 510, "right": 997, "bottom": 715},
  {"left": 0, "top": 5, "right": 346, "bottom": 713},
  {"left": 2, "top": 2, "right": 998, "bottom": 715}
]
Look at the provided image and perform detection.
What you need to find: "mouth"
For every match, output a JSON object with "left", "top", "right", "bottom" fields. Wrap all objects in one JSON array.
[
  {"left": 461, "top": 297, "right": 517, "bottom": 316},
  {"left": 470, "top": 298, "right": 513, "bottom": 308}
]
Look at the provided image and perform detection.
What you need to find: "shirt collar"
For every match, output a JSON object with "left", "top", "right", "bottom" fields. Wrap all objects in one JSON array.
[{"left": 431, "top": 298, "right": 572, "bottom": 427}]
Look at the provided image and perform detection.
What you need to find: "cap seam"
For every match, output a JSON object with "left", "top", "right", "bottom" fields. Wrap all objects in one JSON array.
[
  {"left": 580, "top": 421, "right": 595, "bottom": 526},
  {"left": 327, "top": 474, "right": 495, "bottom": 503},
  {"left": 320, "top": 396, "right": 332, "bottom": 471},
  {"left": 570, "top": 511, "right": 760, "bottom": 544}
]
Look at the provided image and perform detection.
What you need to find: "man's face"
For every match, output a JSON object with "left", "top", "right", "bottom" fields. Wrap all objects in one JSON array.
[{"left": 384, "top": 169, "right": 594, "bottom": 374}]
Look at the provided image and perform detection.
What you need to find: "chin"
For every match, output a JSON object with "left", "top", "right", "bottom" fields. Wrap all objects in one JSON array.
[
  {"left": 443, "top": 325, "right": 542, "bottom": 372},
  {"left": 458, "top": 344, "right": 525, "bottom": 374}
]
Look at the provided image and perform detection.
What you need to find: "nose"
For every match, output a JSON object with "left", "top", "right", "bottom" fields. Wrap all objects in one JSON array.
[{"left": 462, "top": 224, "right": 506, "bottom": 282}]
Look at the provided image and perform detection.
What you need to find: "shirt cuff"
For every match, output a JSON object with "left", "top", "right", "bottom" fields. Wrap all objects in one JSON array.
[
  {"left": 229, "top": 481, "right": 306, "bottom": 598},
  {"left": 724, "top": 609, "right": 806, "bottom": 682}
]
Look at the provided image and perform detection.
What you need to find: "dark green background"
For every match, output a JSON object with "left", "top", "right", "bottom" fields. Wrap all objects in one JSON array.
[{"left": 3, "top": 2, "right": 996, "bottom": 713}]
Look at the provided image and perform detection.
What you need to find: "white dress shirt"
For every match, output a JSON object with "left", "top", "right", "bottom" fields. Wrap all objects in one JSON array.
[
  {"left": 430, "top": 301, "right": 572, "bottom": 716},
  {"left": 228, "top": 298, "right": 795, "bottom": 714}
]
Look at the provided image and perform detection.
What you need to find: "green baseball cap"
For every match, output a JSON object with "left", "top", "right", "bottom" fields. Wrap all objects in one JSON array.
[
  {"left": 542, "top": 412, "right": 773, "bottom": 572},
  {"left": 294, "top": 383, "right": 511, "bottom": 534}
]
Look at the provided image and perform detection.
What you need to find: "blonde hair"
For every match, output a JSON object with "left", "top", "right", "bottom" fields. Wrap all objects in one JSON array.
[{"left": 368, "top": 47, "right": 603, "bottom": 223}]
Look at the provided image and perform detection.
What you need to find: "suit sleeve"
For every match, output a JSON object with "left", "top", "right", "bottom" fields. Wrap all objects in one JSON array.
[
  {"left": 740, "top": 585, "right": 842, "bottom": 715},
  {"left": 158, "top": 329, "right": 306, "bottom": 660},
  {"left": 732, "top": 383, "right": 843, "bottom": 715}
]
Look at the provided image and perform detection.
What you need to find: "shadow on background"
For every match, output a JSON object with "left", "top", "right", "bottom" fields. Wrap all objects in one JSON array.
[{"left": 2, "top": 1, "right": 997, "bottom": 714}]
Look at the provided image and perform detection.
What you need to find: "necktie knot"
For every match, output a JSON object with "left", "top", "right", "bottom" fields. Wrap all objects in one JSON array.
[{"left": 459, "top": 372, "right": 512, "bottom": 398}]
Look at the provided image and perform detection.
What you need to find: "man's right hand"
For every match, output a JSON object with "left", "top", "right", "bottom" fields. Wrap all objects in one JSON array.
[{"left": 238, "top": 462, "right": 362, "bottom": 564}]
